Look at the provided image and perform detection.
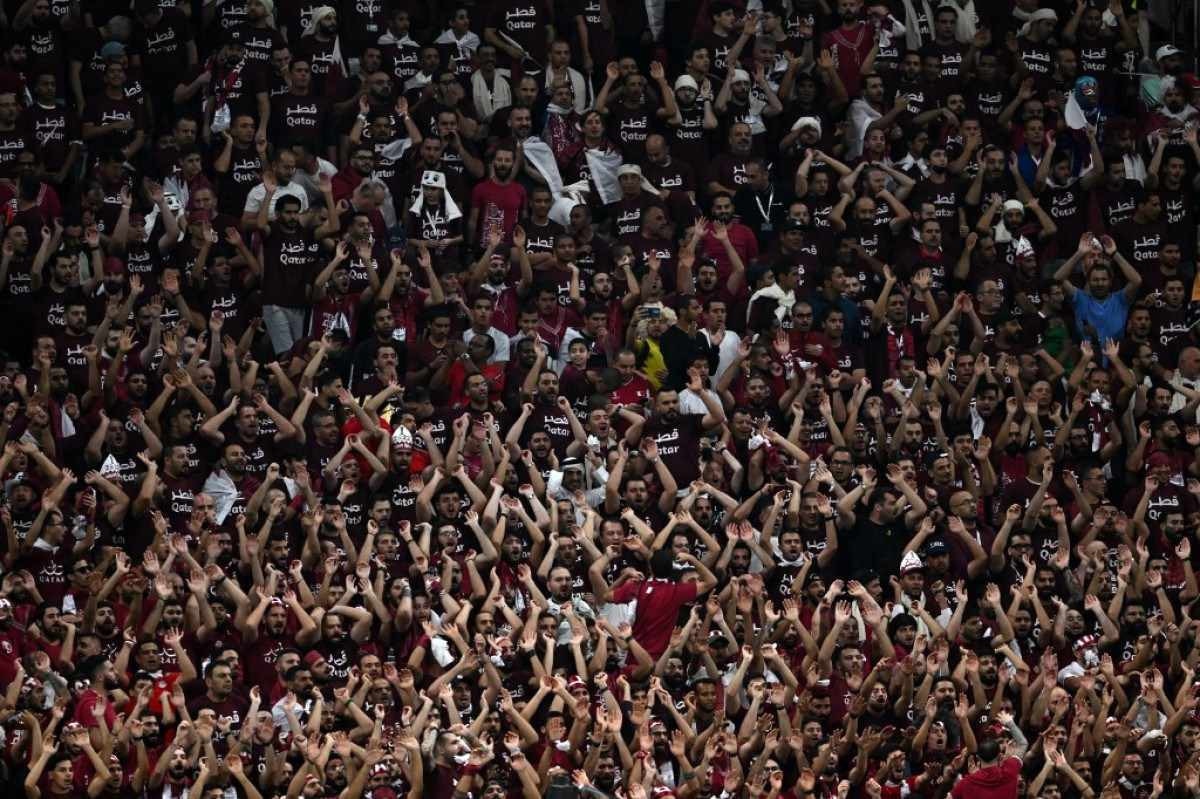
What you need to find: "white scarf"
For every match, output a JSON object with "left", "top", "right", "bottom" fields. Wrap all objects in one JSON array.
[
  {"left": 1064, "top": 91, "right": 1090, "bottom": 130},
  {"left": 900, "top": 0, "right": 934, "bottom": 49},
  {"left": 521, "top": 138, "right": 624, "bottom": 222},
  {"left": 378, "top": 31, "right": 418, "bottom": 48},
  {"left": 201, "top": 469, "right": 239, "bottom": 524},
  {"left": 747, "top": 283, "right": 796, "bottom": 323},
  {"left": 950, "top": 0, "right": 977, "bottom": 42},
  {"left": 471, "top": 68, "right": 512, "bottom": 121},
  {"left": 434, "top": 29, "right": 480, "bottom": 52},
  {"left": 584, "top": 148, "right": 623, "bottom": 205},
  {"left": 408, "top": 188, "right": 462, "bottom": 223}
]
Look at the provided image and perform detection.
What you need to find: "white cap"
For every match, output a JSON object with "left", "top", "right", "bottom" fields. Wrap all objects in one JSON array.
[
  {"left": 899, "top": 551, "right": 924, "bottom": 575},
  {"left": 1156, "top": 44, "right": 1184, "bottom": 61},
  {"left": 1002, "top": 199, "right": 1025, "bottom": 214},
  {"left": 732, "top": 69, "right": 751, "bottom": 84},
  {"left": 791, "top": 116, "right": 822, "bottom": 135},
  {"left": 674, "top": 74, "right": 699, "bottom": 92},
  {"left": 391, "top": 426, "right": 414, "bottom": 449}
]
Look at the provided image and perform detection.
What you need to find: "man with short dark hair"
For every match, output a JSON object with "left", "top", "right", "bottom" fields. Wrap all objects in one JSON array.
[{"left": 951, "top": 722, "right": 1027, "bottom": 799}]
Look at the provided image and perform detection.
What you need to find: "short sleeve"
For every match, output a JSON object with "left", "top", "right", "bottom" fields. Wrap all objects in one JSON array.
[{"left": 243, "top": 186, "right": 264, "bottom": 215}]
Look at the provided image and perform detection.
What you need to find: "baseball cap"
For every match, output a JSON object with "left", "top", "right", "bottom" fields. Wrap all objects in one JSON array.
[
  {"left": 100, "top": 42, "right": 126, "bottom": 59},
  {"left": 923, "top": 539, "right": 949, "bottom": 557},
  {"left": 1147, "top": 451, "right": 1172, "bottom": 468},
  {"left": 1156, "top": 45, "right": 1184, "bottom": 61}
]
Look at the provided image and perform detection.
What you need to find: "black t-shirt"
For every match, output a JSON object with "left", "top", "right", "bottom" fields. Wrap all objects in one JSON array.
[
  {"left": 131, "top": 8, "right": 192, "bottom": 79},
  {"left": 524, "top": 402, "right": 576, "bottom": 457},
  {"left": 487, "top": 1, "right": 552, "bottom": 64},
  {"left": 846, "top": 517, "right": 909, "bottom": 580},
  {"left": 642, "top": 413, "right": 706, "bottom": 488},
  {"left": 216, "top": 142, "right": 262, "bottom": 216},
  {"left": 230, "top": 24, "right": 285, "bottom": 76},
  {"left": 270, "top": 91, "right": 332, "bottom": 149},
  {"left": 82, "top": 93, "right": 145, "bottom": 152},
  {"left": 261, "top": 221, "right": 320, "bottom": 307}
]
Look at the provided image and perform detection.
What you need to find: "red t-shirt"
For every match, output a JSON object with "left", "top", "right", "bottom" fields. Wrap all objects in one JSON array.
[
  {"left": 951, "top": 756, "right": 1021, "bottom": 799},
  {"left": 469, "top": 179, "right": 527, "bottom": 250},
  {"left": 610, "top": 578, "right": 698, "bottom": 660},
  {"left": 699, "top": 225, "right": 758, "bottom": 284},
  {"left": 73, "top": 688, "right": 116, "bottom": 729}
]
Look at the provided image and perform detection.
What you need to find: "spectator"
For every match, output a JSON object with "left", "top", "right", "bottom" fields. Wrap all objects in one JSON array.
[{"left": 0, "top": 6, "right": 1198, "bottom": 799}]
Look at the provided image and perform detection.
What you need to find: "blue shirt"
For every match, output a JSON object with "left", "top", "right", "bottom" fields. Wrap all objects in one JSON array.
[{"left": 1072, "top": 289, "right": 1130, "bottom": 343}]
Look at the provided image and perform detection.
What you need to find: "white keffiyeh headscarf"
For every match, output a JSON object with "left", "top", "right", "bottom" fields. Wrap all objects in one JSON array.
[{"left": 409, "top": 170, "right": 462, "bottom": 221}]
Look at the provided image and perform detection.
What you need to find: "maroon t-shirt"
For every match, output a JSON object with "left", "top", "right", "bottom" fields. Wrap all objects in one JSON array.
[
  {"left": 469, "top": 179, "right": 527, "bottom": 249},
  {"left": 610, "top": 578, "right": 698, "bottom": 660}
]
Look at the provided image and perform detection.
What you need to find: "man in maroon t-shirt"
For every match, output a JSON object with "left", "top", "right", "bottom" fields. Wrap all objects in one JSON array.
[
  {"left": 951, "top": 729, "right": 1027, "bottom": 799},
  {"left": 602, "top": 550, "right": 717, "bottom": 660},
  {"left": 468, "top": 147, "right": 526, "bottom": 251}
]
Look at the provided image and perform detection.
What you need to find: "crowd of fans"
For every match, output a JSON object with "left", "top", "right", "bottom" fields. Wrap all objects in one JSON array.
[{"left": 2, "top": 0, "right": 1200, "bottom": 798}]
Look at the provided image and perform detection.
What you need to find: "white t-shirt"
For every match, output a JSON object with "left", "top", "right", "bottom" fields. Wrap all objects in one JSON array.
[{"left": 243, "top": 181, "right": 309, "bottom": 221}]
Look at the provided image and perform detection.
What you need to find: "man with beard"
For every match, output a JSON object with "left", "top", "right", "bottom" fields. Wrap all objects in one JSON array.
[
  {"left": 634, "top": 375, "right": 725, "bottom": 487},
  {"left": 239, "top": 589, "right": 320, "bottom": 694},
  {"left": 73, "top": 655, "right": 119, "bottom": 748},
  {"left": 1052, "top": 235, "right": 1141, "bottom": 346},
  {"left": 706, "top": 122, "right": 755, "bottom": 196},
  {"left": 468, "top": 147, "right": 525, "bottom": 251},
  {"left": 0, "top": 93, "right": 32, "bottom": 181},
  {"left": 200, "top": 395, "right": 297, "bottom": 479},
  {"left": 50, "top": 299, "right": 92, "bottom": 392},
  {"left": 838, "top": 463, "right": 927, "bottom": 581},
  {"left": 699, "top": 193, "right": 758, "bottom": 285},
  {"left": 508, "top": 369, "right": 581, "bottom": 458},
  {"left": 83, "top": 601, "right": 123, "bottom": 661},
  {"left": 249, "top": 178, "right": 340, "bottom": 356},
  {"left": 468, "top": 228, "right": 530, "bottom": 337},
  {"left": 820, "top": 0, "right": 878, "bottom": 98},
  {"left": 308, "top": 606, "right": 369, "bottom": 684},
  {"left": 294, "top": 6, "right": 346, "bottom": 97}
]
